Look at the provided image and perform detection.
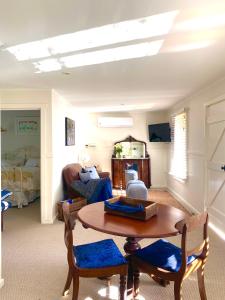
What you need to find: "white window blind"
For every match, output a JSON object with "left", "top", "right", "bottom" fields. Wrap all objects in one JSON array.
[{"left": 170, "top": 110, "right": 187, "bottom": 180}]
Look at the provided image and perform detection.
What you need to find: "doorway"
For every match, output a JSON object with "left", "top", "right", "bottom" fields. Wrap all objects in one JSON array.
[
  {"left": 0, "top": 101, "right": 52, "bottom": 225},
  {"left": 1, "top": 110, "right": 41, "bottom": 219},
  {"left": 205, "top": 97, "right": 225, "bottom": 233}
]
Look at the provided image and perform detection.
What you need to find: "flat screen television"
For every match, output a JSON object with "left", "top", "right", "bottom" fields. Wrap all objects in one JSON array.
[{"left": 148, "top": 123, "right": 171, "bottom": 142}]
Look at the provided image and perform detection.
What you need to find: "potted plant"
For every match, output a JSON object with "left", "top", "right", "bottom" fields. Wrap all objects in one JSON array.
[{"left": 114, "top": 143, "right": 123, "bottom": 158}]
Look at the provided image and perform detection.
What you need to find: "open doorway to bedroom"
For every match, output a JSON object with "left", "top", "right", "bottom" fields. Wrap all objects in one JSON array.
[{"left": 1, "top": 110, "right": 41, "bottom": 225}]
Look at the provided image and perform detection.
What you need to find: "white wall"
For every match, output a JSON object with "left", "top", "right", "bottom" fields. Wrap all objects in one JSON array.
[
  {"left": 75, "top": 110, "right": 169, "bottom": 188},
  {"left": 0, "top": 89, "right": 82, "bottom": 286},
  {"left": 146, "top": 111, "right": 170, "bottom": 188},
  {"left": 167, "top": 76, "right": 225, "bottom": 223},
  {"left": 1, "top": 110, "right": 40, "bottom": 157},
  {"left": 51, "top": 91, "right": 79, "bottom": 218},
  {"left": 0, "top": 89, "right": 53, "bottom": 221},
  {"left": 0, "top": 89, "right": 53, "bottom": 287}
]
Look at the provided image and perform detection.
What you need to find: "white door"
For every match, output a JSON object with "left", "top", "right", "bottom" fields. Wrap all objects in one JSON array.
[{"left": 206, "top": 98, "right": 225, "bottom": 233}]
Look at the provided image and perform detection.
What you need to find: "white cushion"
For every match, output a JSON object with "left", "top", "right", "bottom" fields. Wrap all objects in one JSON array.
[
  {"left": 79, "top": 171, "right": 92, "bottom": 183},
  {"left": 1, "top": 160, "right": 11, "bottom": 167},
  {"left": 25, "top": 158, "right": 39, "bottom": 167},
  {"left": 84, "top": 166, "right": 100, "bottom": 179}
]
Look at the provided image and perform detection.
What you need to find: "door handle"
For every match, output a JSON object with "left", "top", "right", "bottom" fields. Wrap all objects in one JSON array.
[{"left": 221, "top": 165, "right": 225, "bottom": 171}]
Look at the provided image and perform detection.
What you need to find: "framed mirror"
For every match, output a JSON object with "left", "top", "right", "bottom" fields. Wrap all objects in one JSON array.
[{"left": 112, "top": 136, "right": 149, "bottom": 159}]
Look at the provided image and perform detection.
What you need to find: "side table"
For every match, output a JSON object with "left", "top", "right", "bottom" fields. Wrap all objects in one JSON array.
[{"left": 57, "top": 197, "right": 87, "bottom": 221}]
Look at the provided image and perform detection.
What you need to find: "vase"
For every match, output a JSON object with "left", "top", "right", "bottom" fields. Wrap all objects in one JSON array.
[{"left": 116, "top": 152, "right": 121, "bottom": 158}]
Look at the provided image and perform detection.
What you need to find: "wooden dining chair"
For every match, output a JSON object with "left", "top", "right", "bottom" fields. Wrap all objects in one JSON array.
[
  {"left": 130, "top": 212, "right": 209, "bottom": 300},
  {"left": 62, "top": 202, "right": 128, "bottom": 300}
]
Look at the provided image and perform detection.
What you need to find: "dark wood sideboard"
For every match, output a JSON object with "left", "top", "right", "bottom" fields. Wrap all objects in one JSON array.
[{"left": 112, "top": 158, "right": 151, "bottom": 189}]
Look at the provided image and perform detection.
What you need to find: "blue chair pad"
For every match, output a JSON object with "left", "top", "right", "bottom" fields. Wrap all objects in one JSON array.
[
  {"left": 135, "top": 239, "right": 197, "bottom": 272},
  {"left": 74, "top": 239, "right": 127, "bottom": 269}
]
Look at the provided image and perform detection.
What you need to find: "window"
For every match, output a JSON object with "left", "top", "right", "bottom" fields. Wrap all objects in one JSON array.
[{"left": 170, "top": 110, "right": 187, "bottom": 180}]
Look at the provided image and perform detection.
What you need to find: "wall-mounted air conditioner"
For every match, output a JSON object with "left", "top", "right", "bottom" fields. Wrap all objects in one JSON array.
[{"left": 98, "top": 117, "right": 133, "bottom": 128}]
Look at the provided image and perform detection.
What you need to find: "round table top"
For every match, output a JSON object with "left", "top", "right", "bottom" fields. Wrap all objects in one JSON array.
[{"left": 78, "top": 202, "right": 186, "bottom": 239}]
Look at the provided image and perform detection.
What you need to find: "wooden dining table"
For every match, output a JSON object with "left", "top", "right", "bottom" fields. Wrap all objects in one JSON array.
[
  {"left": 78, "top": 201, "right": 186, "bottom": 255},
  {"left": 78, "top": 201, "right": 186, "bottom": 291}
]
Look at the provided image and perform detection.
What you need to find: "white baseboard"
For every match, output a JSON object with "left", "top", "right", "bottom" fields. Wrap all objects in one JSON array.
[
  {"left": 150, "top": 185, "right": 167, "bottom": 190},
  {"left": 167, "top": 187, "right": 200, "bottom": 214},
  {"left": 52, "top": 214, "right": 57, "bottom": 223},
  {"left": 42, "top": 219, "right": 54, "bottom": 224},
  {"left": 0, "top": 278, "right": 4, "bottom": 289}
]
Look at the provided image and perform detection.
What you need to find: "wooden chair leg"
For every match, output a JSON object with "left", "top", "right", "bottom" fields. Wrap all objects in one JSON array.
[
  {"left": 62, "top": 269, "right": 72, "bottom": 296},
  {"left": 197, "top": 266, "right": 207, "bottom": 300},
  {"left": 174, "top": 280, "right": 183, "bottom": 300},
  {"left": 119, "top": 275, "right": 127, "bottom": 300},
  {"left": 1, "top": 212, "right": 3, "bottom": 232},
  {"left": 72, "top": 275, "right": 79, "bottom": 300},
  {"left": 133, "top": 267, "right": 140, "bottom": 298}
]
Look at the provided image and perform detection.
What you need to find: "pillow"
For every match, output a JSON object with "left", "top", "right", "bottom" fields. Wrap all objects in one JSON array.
[
  {"left": 1, "top": 160, "right": 11, "bottom": 167},
  {"left": 25, "top": 158, "right": 39, "bottom": 167},
  {"left": 84, "top": 166, "right": 100, "bottom": 179},
  {"left": 1, "top": 159, "right": 24, "bottom": 167},
  {"left": 79, "top": 171, "right": 92, "bottom": 183}
]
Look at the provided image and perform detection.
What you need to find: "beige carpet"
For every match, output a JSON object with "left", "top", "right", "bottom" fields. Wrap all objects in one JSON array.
[{"left": 0, "top": 191, "right": 225, "bottom": 300}]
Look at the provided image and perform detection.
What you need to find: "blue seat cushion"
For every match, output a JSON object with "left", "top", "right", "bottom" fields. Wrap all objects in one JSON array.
[
  {"left": 74, "top": 239, "right": 127, "bottom": 269},
  {"left": 135, "top": 239, "right": 197, "bottom": 272}
]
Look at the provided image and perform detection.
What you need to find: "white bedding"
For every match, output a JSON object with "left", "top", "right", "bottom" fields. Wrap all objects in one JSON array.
[
  {"left": 1, "top": 147, "right": 40, "bottom": 207},
  {"left": 1, "top": 165, "right": 40, "bottom": 208}
]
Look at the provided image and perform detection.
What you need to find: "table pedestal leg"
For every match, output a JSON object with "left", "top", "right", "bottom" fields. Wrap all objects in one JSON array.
[
  {"left": 124, "top": 237, "right": 141, "bottom": 254},
  {"left": 124, "top": 237, "right": 141, "bottom": 297},
  {"left": 124, "top": 237, "right": 169, "bottom": 297}
]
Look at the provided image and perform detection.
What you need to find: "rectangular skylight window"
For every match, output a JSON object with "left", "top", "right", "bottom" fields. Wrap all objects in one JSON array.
[
  {"left": 58, "top": 40, "right": 163, "bottom": 69},
  {"left": 7, "top": 41, "right": 51, "bottom": 61},
  {"left": 47, "top": 10, "right": 178, "bottom": 55},
  {"left": 7, "top": 10, "right": 178, "bottom": 61},
  {"left": 33, "top": 58, "right": 61, "bottom": 73}
]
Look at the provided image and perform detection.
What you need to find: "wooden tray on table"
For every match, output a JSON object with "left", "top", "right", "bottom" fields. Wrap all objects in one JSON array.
[{"left": 104, "top": 195, "right": 157, "bottom": 221}]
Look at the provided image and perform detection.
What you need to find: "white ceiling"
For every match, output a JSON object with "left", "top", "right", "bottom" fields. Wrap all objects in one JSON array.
[{"left": 1, "top": 0, "right": 225, "bottom": 112}]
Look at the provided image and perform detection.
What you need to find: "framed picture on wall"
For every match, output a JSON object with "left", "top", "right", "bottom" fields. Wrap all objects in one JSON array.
[
  {"left": 65, "top": 117, "right": 75, "bottom": 146},
  {"left": 16, "top": 117, "right": 40, "bottom": 135}
]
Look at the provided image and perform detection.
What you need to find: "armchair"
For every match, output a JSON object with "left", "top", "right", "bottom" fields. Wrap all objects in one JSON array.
[{"left": 63, "top": 163, "right": 110, "bottom": 199}]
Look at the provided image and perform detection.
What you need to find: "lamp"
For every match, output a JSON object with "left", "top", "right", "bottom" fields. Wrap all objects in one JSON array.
[{"left": 79, "top": 146, "right": 91, "bottom": 167}]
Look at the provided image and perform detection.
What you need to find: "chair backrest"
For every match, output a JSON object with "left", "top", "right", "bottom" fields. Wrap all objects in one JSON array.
[
  {"left": 62, "top": 202, "right": 76, "bottom": 268},
  {"left": 63, "top": 163, "right": 82, "bottom": 186},
  {"left": 62, "top": 163, "right": 83, "bottom": 198},
  {"left": 175, "top": 212, "right": 209, "bottom": 274}
]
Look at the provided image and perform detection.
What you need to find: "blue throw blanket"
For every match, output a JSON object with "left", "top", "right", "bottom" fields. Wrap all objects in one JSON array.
[
  {"left": 104, "top": 200, "right": 144, "bottom": 213},
  {"left": 71, "top": 178, "right": 113, "bottom": 204}
]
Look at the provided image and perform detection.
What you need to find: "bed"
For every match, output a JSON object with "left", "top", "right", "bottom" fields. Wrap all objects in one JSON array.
[{"left": 1, "top": 146, "right": 40, "bottom": 208}]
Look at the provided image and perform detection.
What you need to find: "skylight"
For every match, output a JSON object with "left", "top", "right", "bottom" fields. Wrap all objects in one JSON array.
[
  {"left": 33, "top": 58, "right": 61, "bottom": 73},
  {"left": 33, "top": 40, "right": 163, "bottom": 72},
  {"left": 7, "top": 10, "right": 178, "bottom": 61},
  {"left": 59, "top": 40, "right": 163, "bottom": 69}
]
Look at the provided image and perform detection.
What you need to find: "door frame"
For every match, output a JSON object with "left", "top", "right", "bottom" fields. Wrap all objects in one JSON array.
[
  {"left": 1, "top": 103, "right": 51, "bottom": 224},
  {"left": 204, "top": 94, "right": 225, "bottom": 232}
]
